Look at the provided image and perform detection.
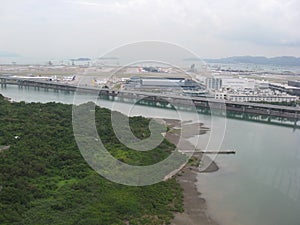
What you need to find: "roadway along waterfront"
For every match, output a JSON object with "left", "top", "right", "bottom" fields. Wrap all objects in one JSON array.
[{"left": 1, "top": 75, "right": 299, "bottom": 127}]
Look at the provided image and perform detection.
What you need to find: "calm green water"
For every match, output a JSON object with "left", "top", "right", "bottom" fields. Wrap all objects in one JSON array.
[
  {"left": 1, "top": 85, "right": 300, "bottom": 225},
  {"left": 197, "top": 120, "right": 300, "bottom": 225}
]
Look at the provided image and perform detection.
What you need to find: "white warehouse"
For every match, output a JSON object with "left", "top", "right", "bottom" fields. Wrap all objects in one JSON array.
[{"left": 206, "top": 77, "right": 255, "bottom": 90}]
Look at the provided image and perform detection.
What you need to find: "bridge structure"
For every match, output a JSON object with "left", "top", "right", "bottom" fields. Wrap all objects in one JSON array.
[{"left": 1, "top": 75, "right": 300, "bottom": 128}]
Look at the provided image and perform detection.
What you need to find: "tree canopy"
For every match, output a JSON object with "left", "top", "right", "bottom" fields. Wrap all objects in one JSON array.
[{"left": 0, "top": 94, "right": 183, "bottom": 225}]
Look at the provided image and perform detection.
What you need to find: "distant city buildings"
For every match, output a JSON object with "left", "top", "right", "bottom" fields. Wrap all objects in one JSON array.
[
  {"left": 205, "top": 76, "right": 299, "bottom": 103},
  {"left": 1, "top": 62, "right": 299, "bottom": 104}
]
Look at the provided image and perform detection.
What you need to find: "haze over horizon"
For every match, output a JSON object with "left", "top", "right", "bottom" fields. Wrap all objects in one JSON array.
[{"left": 1, "top": 0, "right": 300, "bottom": 63}]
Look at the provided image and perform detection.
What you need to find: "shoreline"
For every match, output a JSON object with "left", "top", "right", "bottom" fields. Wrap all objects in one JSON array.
[
  {"left": 171, "top": 153, "right": 219, "bottom": 225},
  {"left": 160, "top": 118, "right": 219, "bottom": 225}
]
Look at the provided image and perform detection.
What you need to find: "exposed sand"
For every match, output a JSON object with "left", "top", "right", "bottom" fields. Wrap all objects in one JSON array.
[
  {"left": 159, "top": 119, "right": 219, "bottom": 225},
  {"left": 171, "top": 154, "right": 219, "bottom": 225}
]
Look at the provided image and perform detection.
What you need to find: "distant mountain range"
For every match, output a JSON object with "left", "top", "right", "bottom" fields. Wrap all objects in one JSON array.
[{"left": 203, "top": 56, "right": 300, "bottom": 67}]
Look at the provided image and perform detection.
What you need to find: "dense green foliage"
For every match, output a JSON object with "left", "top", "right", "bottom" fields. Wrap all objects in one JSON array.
[{"left": 0, "top": 95, "right": 183, "bottom": 225}]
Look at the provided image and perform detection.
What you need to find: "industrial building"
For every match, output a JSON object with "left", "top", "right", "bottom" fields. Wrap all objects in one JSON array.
[
  {"left": 287, "top": 81, "right": 300, "bottom": 96},
  {"left": 288, "top": 81, "right": 300, "bottom": 88},
  {"left": 215, "top": 92, "right": 298, "bottom": 103},
  {"left": 222, "top": 78, "right": 255, "bottom": 90},
  {"left": 126, "top": 76, "right": 202, "bottom": 90},
  {"left": 205, "top": 77, "right": 255, "bottom": 90},
  {"left": 206, "top": 77, "right": 222, "bottom": 90},
  {"left": 269, "top": 82, "right": 300, "bottom": 96}
]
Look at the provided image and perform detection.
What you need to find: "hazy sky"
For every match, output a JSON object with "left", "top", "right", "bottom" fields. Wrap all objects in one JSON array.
[{"left": 1, "top": 0, "right": 300, "bottom": 62}]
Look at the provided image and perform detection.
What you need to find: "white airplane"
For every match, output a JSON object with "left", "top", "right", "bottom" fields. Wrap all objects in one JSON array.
[
  {"left": 63, "top": 76, "right": 76, "bottom": 81},
  {"left": 12, "top": 75, "right": 57, "bottom": 81}
]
